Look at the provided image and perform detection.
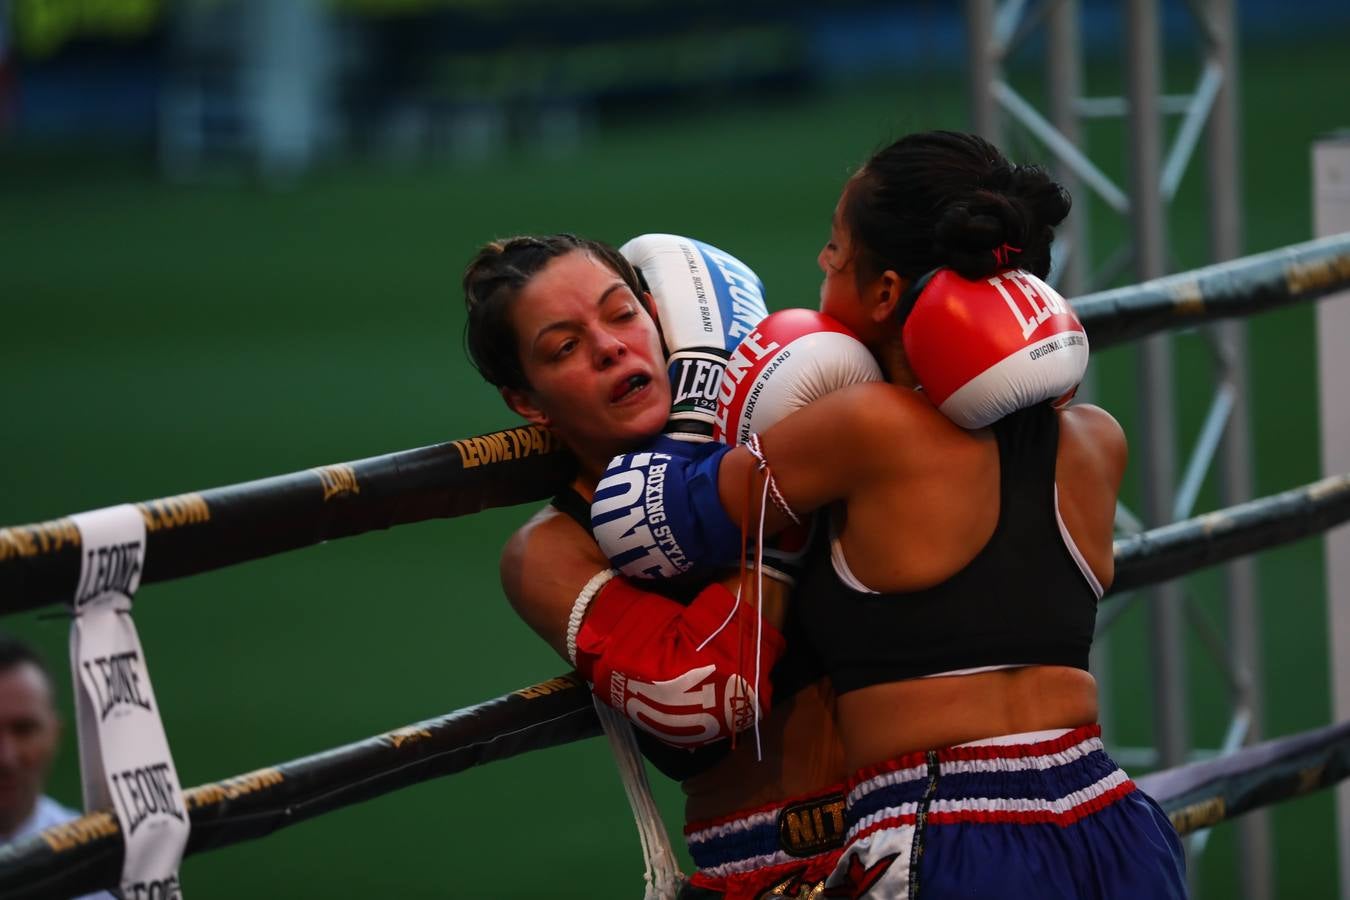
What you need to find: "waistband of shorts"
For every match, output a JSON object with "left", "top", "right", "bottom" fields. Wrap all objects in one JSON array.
[
  {"left": 847, "top": 723, "right": 1103, "bottom": 794},
  {"left": 844, "top": 724, "right": 1138, "bottom": 841},
  {"left": 683, "top": 783, "right": 848, "bottom": 878}
]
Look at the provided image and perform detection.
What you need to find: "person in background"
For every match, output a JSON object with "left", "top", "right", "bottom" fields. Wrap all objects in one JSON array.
[{"left": 0, "top": 633, "right": 71, "bottom": 844}]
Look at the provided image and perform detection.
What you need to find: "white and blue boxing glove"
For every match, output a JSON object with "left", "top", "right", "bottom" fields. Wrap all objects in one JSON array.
[
  {"left": 621, "top": 234, "right": 769, "bottom": 442},
  {"left": 620, "top": 235, "right": 813, "bottom": 585}
]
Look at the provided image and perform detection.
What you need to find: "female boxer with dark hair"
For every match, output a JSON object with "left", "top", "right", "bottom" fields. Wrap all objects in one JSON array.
[
  {"left": 463, "top": 233, "right": 850, "bottom": 899},
  {"left": 591, "top": 133, "right": 1188, "bottom": 898}
]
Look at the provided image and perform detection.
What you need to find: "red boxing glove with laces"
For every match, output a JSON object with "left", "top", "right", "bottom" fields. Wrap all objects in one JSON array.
[{"left": 574, "top": 578, "right": 786, "bottom": 747}]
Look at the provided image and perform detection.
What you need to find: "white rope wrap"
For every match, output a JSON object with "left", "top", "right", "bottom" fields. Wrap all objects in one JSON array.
[
  {"left": 568, "top": 567, "right": 682, "bottom": 896},
  {"left": 745, "top": 434, "right": 801, "bottom": 525},
  {"left": 566, "top": 568, "right": 617, "bottom": 666},
  {"left": 593, "top": 699, "right": 685, "bottom": 900}
]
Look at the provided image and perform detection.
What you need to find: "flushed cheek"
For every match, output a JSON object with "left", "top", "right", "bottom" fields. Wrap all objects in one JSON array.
[{"left": 820, "top": 278, "right": 849, "bottom": 318}]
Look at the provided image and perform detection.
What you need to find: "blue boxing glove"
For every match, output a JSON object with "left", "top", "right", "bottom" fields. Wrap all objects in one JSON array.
[{"left": 591, "top": 436, "right": 741, "bottom": 582}]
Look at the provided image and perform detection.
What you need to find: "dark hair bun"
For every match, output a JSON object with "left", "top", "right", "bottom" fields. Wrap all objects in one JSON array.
[
  {"left": 933, "top": 192, "right": 1026, "bottom": 280},
  {"left": 843, "top": 131, "right": 1073, "bottom": 284},
  {"left": 932, "top": 162, "right": 1071, "bottom": 280},
  {"left": 1009, "top": 163, "right": 1072, "bottom": 229}
]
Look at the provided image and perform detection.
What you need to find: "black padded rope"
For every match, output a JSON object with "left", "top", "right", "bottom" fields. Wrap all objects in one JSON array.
[
  {"left": 1075, "top": 232, "right": 1350, "bottom": 349},
  {"left": 0, "top": 425, "right": 575, "bottom": 614},
  {"left": 5, "top": 470, "right": 1350, "bottom": 898},
  {"left": 1109, "top": 474, "right": 1350, "bottom": 595},
  {"left": 1138, "top": 719, "right": 1350, "bottom": 836},
  {"left": 0, "top": 673, "right": 600, "bottom": 900},
  {"left": 3, "top": 234, "right": 1348, "bottom": 616}
]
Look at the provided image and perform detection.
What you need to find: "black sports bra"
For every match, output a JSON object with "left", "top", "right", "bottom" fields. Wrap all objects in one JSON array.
[{"left": 795, "top": 402, "right": 1101, "bottom": 695}]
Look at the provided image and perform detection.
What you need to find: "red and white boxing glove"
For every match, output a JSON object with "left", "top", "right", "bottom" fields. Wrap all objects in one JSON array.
[
  {"left": 902, "top": 268, "right": 1088, "bottom": 429},
  {"left": 571, "top": 575, "right": 786, "bottom": 747},
  {"left": 714, "top": 310, "right": 882, "bottom": 582},
  {"left": 715, "top": 309, "right": 883, "bottom": 445}
]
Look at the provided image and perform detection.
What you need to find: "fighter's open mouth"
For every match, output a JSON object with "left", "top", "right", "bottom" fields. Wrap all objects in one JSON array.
[{"left": 612, "top": 373, "right": 651, "bottom": 402}]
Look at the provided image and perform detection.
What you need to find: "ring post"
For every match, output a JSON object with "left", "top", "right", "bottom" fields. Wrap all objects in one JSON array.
[{"left": 1315, "top": 132, "right": 1350, "bottom": 900}]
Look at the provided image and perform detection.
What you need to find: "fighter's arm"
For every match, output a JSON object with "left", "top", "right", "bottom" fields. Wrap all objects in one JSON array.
[
  {"left": 502, "top": 501, "right": 790, "bottom": 747},
  {"left": 501, "top": 503, "right": 789, "bottom": 655},
  {"left": 594, "top": 268, "right": 1093, "bottom": 580},
  {"left": 1055, "top": 402, "right": 1128, "bottom": 590},
  {"left": 716, "top": 380, "right": 919, "bottom": 532},
  {"left": 500, "top": 503, "right": 613, "bottom": 662},
  {"left": 714, "top": 266, "right": 1094, "bottom": 531}
]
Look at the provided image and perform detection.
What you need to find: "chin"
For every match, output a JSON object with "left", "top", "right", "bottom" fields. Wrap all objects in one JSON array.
[
  {"left": 606, "top": 411, "right": 664, "bottom": 450},
  {"left": 638, "top": 400, "right": 673, "bottom": 436},
  {"left": 624, "top": 415, "right": 668, "bottom": 446}
]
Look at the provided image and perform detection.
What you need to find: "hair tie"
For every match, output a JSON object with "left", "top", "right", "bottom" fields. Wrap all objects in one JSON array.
[{"left": 992, "top": 243, "right": 1023, "bottom": 267}]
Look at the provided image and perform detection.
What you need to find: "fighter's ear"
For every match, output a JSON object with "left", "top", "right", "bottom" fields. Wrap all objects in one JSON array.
[
  {"left": 501, "top": 386, "right": 549, "bottom": 428},
  {"left": 887, "top": 268, "right": 941, "bottom": 328},
  {"left": 871, "top": 269, "right": 905, "bottom": 323}
]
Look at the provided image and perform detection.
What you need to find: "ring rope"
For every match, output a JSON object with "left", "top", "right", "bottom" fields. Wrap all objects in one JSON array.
[
  {"left": 1109, "top": 473, "right": 1350, "bottom": 594},
  {"left": 2, "top": 232, "right": 1347, "bottom": 616},
  {"left": 0, "top": 673, "right": 602, "bottom": 900},
  {"left": 4, "top": 469, "right": 1350, "bottom": 898}
]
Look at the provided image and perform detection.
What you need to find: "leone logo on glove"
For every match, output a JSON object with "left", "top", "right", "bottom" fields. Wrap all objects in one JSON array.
[
  {"left": 669, "top": 351, "right": 729, "bottom": 416},
  {"left": 903, "top": 268, "right": 1089, "bottom": 430},
  {"left": 612, "top": 665, "right": 759, "bottom": 746}
]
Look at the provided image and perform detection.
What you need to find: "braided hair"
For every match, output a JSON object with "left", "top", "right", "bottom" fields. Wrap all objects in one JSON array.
[{"left": 841, "top": 131, "right": 1071, "bottom": 285}]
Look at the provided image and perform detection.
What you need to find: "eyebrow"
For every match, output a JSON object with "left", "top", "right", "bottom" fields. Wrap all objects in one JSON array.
[{"left": 531, "top": 282, "right": 631, "bottom": 348}]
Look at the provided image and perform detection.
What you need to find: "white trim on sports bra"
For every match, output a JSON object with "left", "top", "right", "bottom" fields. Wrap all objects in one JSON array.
[
  {"left": 827, "top": 485, "right": 1105, "bottom": 602},
  {"left": 1053, "top": 485, "right": 1105, "bottom": 599},
  {"left": 825, "top": 475, "right": 1104, "bottom": 681},
  {"left": 828, "top": 505, "right": 875, "bottom": 594},
  {"left": 827, "top": 507, "right": 1025, "bottom": 680}
]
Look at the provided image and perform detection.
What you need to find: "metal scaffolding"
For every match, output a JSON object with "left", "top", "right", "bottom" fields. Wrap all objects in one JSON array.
[{"left": 965, "top": 1, "right": 1268, "bottom": 896}]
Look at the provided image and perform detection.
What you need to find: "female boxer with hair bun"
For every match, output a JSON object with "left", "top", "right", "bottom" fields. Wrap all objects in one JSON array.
[
  {"left": 462, "top": 233, "right": 851, "bottom": 899},
  {"left": 591, "top": 132, "right": 1188, "bottom": 898}
]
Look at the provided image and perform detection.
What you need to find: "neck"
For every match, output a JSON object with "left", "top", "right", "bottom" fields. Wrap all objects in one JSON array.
[
  {"left": 0, "top": 798, "right": 36, "bottom": 842},
  {"left": 876, "top": 338, "right": 917, "bottom": 388},
  {"left": 569, "top": 472, "right": 598, "bottom": 502},
  {"left": 573, "top": 452, "right": 614, "bottom": 492}
]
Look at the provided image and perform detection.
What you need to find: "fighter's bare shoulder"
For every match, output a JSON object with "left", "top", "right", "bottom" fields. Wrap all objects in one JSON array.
[
  {"left": 794, "top": 379, "right": 931, "bottom": 433},
  {"left": 499, "top": 503, "right": 610, "bottom": 658},
  {"left": 806, "top": 379, "right": 958, "bottom": 449},
  {"left": 1058, "top": 402, "right": 1128, "bottom": 481}
]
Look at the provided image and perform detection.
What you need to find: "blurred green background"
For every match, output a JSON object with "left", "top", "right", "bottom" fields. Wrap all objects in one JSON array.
[{"left": 2, "top": 2, "right": 1349, "bottom": 897}]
